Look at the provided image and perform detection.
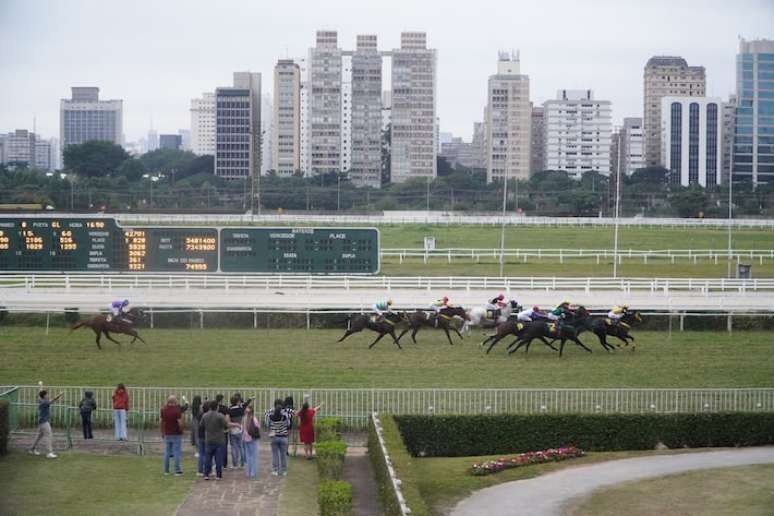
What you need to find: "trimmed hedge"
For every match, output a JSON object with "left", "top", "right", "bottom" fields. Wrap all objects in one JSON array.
[
  {"left": 315, "top": 418, "right": 343, "bottom": 442},
  {"left": 395, "top": 413, "right": 774, "bottom": 457},
  {"left": 316, "top": 440, "right": 347, "bottom": 480},
  {"left": 0, "top": 399, "right": 8, "bottom": 456},
  {"left": 368, "top": 415, "right": 431, "bottom": 516},
  {"left": 318, "top": 480, "right": 353, "bottom": 516}
]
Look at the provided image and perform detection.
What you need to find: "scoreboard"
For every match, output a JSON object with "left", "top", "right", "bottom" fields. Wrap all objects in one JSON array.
[{"left": 0, "top": 217, "right": 378, "bottom": 274}]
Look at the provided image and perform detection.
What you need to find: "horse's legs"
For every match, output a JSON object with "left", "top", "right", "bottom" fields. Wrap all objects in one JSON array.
[
  {"left": 368, "top": 333, "right": 386, "bottom": 349},
  {"left": 559, "top": 338, "right": 566, "bottom": 357},
  {"left": 94, "top": 330, "right": 102, "bottom": 350},
  {"left": 396, "top": 328, "right": 410, "bottom": 343},
  {"left": 442, "top": 327, "right": 454, "bottom": 346},
  {"left": 129, "top": 330, "right": 147, "bottom": 345},
  {"left": 338, "top": 330, "right": 356, "bottom": 342},
  {"left": 389, "top": 331, "right": 403, "bottom": 350},
  {"left": 103, "top": 331, "right": 121, "bottom": 345},
  {"left": 573, "top": 336, "right": 593, "bottom": 353},
  {"left": 540, "top": 337, "right": 558, "bottom": 352},
  {"left": 486, "top": 334, "right": 504, "bottom": 354},
  {"left": 507, "top": 338, "right": 527, "bottom": 355},
  {"left": 411, "top": 327, "right": 420, "bottom": 344},
  {"left": 452, "top": 326, "right": 464, "bottom": 340}
]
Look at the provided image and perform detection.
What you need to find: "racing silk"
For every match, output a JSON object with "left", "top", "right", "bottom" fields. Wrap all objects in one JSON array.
[
  {"left": 517, "top": 308, "right": 544, "bottom": 322},
  {"left": 430, "top": 299, "right": 449, "bottom": 312},
  {"left": 608, "top": 306, "right": 627, "bottom": 321},
  {"left": 109, "top": 301, "right": 127, "bottom": 317},
  {"left": 373, "top": 301, "right": 392, "bottom": 314}
]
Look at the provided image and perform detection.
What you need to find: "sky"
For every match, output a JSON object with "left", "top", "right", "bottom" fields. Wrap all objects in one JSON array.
[{"left": 1, "top": 0, "right": 772, "bottom": 143}]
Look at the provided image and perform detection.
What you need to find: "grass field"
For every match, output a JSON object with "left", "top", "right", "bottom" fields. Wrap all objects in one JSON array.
[
  {"left": 1, "top": 327, "right": 772, "bottom": 388},
  {"left": 0, "top": 450, "right": 194, "bottom": 516},
  {"left": 569, "top": 463, "right": 774, "bottom": 516}
]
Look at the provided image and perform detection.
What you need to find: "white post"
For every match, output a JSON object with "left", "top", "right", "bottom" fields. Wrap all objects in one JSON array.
[
  {"left": 612, "top": 158, "right": 622, "bottom": 278},
  {"left": 499, "top": 176, "right": 508, "bottom": 277}
]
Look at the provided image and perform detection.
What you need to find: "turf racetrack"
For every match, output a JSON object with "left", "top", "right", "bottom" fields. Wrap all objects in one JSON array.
[{"left": 1, "top": 327, "right": 772, "bottom": 388}]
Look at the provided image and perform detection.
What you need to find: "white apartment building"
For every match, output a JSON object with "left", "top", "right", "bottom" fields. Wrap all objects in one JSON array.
[
  {"left": 660, "top": 96, "right": 722, "bottom": 187},
  {"left": 60, "top": 87, "right": 122, "bottom": 151},
  {"left": 309, "top": 31, "right": 343, "bottom": 176},
  {"left": 349, "top": 34, "right": 383, "bottom": 188},
  {"left": 272, "top": 59, "right": 301, "bottom": 176},
  {"left": 544, "top": 89, "right": 612, "bottom": 179},
  {"left": 484, "top": 52, "right": 531, "bottom": 182},
  {"left": 643, "top": 56, "right": 706, "bottom": 166},
  {"left": 0, "top": 129, "right": 52, "bottom": 170},
  {"left": 390, "top": 32, "right": 437, "bottom": 183},
  {"left": 619, "top": 117, "right": 645, "bottom": 175},
  {"left": 530, "top": 105, "right": 545, "bottom": 174},
  {"left": 190, "top": 92, "right": 215, "bottom": 156}
]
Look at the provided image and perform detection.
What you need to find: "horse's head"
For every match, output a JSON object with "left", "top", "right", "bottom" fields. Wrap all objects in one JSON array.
[
  {"left": 127, "top": 307, "right": 146, "bottom": 321},
  {"left": 509, "top": 300, "right": 520, "bottom": 311},
  {"left": 441, "top": 306, "right": 466, "bottom": 319},
  {"left": 625, "top": 310, "right": 642, "bottom": 324},
  {"left": 574, "top": 306, "right": 590, "bottom": 319}
]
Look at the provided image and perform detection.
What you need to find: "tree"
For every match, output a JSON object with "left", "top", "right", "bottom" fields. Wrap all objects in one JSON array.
[
  {"left": 670, "top": 186, "right": 708, "bottom": 217},
  {"left": 63, "top": 140, "right": 130, "bottom": 177},
  {"left": 115, "top": 159, "right": 147, "bottom": 182}
]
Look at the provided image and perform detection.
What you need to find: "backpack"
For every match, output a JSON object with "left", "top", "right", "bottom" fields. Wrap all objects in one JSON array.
[{"left": 247, "top": 416, "right": 260, "bottom": 439}]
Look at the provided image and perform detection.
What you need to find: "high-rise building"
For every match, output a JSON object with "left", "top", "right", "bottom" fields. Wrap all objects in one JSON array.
[
  {"left": 721, "top": 95, "right": 737, "bottom": 183},
  {"left": 484, "top": 52, "right": 531, "bottom": 183},
  {"left": 272, "top": 59, "right": 301, "bottom": 176},
  {"left": 471, "top": 121, "right": 485, "bottom": 169},
  {"left": 60, "top": 87, "right": 122, "bottom": 151},
  {"left": 350, "top": 34, "right": 383, "bottom": 187},
  {"left": 190, "top": 92, "right": 216, "bottom": 156},
  {"left": 215, "top": 72, "right": 261, "bottom": 180},
  {"left": 261, "top": 94, "right": 273, "bottom": 175},
  {"left": 309, "top": 31, "right": 343, "bottom": 176},
  {"left": 146, "top": 129, "right": 159, "bottom": 152},
  {"left": 298, "top": 56, "right": 311, "bottom": 175},
  {"left": 619, "top": 117, "right": 645, "bottom": 175},
  {"left": 643, "top": 57, "right": 705, "bottom": 166},
  {"left": 439, "top": 136, "right": 476, "bottom": 169},
  {"left": 660, "top": 96, "right": 722, "bottom": 187},
  {"left": 341, "top": 54, "right": 352, "bottom": 174},
  {"left": 0, "top": 130, "right": 53, "bottom": 170},
  {"left": 732, "top": 38, "right": 774, "bottom": 185},
  {"left": 178, "top": 129, "right": 191, "bottom": 151},
  {"left": 530, "top": 105, "right": 545, "bottom": 174},
  {"left": 544, "top": 89, "right": 612, "bottom": 179},
  {"left": 159, "top": 134, "right": 182, "bottom": 150},
  {"left": 390, "top": 32, "right": 437, "bottom": 183}
]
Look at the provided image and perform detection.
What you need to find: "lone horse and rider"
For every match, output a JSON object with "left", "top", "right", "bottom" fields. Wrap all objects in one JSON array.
[{"left": 71, "top": 299, "right": 147, "bottom": 350}]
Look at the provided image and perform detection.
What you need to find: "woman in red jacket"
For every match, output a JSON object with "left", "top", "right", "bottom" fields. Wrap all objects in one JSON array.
[
  {"left": 297, "top": 401, "right": 323, "bottom": 459},
  {"left": 112, "top": 383, "right": 129, "bottom": 441}
]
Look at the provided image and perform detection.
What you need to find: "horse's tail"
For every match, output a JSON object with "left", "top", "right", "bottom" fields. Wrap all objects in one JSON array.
[{"left": 70, "top": 320, "right": 89, "bottom": 332}]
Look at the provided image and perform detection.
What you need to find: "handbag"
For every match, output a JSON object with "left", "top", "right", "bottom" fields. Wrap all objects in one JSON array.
[{"left": 247, "top": 416, "right": 260, "bottom": 439}]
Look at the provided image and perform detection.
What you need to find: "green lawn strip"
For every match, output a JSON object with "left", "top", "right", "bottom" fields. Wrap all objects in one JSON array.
[
  {"left": 0, "top": 328, "right": 772, "bottom": 388},
  {"left": 0, "top": 449, "right": 195, "bottom": 516},
  {"left": 412, "top": 449, "right": 726, "bottom": 516},
  {"left": 568, "top": 463, "right": 774, "bottom": 516},
  {"left": 279, "top": 455, "right": 320, "bottom": 516}
]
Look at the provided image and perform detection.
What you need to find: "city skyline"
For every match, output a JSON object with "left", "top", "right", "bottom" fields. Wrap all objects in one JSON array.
[{"left": 1, "top": 0, "right": 771, "bottom": 143}]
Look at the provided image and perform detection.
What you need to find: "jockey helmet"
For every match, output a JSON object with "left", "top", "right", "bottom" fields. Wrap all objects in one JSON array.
[
  {"left": 533, "top": 305, "right": 540, "bottom": 311},
  {"left": 622, "top": 304, "right": 629, "bottom": 309},
  {"left": 387, "top": 299, "right": 394, "bottom": 305},
  {"left": 122, "top": 299, "right": 129, "bottom": 307},
  {"left": 442, "top": 296, "right": 449, "bottom": 303},
  {"left": 496, "top": 293, "right": 504, "bottom": 300},
  {"left": 561, "top": 299, "right": 570, "bottom": 306}
]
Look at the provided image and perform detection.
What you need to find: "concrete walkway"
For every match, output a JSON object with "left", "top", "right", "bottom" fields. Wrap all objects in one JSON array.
[
  {"left": 343, "top": 446, "right": 381, "bottom": 516},
  {"left": 451, "top": 447, "right": 774, "bottom": 516}
]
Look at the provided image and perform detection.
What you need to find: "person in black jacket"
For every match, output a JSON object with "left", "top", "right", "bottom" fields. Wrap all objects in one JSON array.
[{"left": 78, "top": 391, "right": 97, "bottom": 439}]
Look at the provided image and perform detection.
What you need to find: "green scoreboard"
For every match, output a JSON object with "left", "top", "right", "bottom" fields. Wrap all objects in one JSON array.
[{"left": 0, "top": 217, "right": 379, "bottom": 274}]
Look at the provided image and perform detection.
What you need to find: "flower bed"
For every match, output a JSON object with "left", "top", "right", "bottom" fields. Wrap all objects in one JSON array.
[{"left": 470, "top": 446, "right": 585, "bottom": 476}]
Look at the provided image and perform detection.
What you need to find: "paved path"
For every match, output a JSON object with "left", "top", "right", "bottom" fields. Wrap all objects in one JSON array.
[
  {"left": 451, "top": 447, "right": 774, "bottom": 516},
  {"left": 344, "top": 446, "right": 381, "bottom": 516}
]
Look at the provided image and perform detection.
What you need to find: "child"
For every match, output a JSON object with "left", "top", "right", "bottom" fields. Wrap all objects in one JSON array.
[{"left": 78, "top": 391, "right": 97, "bottom": 439}]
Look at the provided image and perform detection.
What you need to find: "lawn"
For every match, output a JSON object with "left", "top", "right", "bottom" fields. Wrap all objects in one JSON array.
[
  {"left": 412, "top": 449, "right": 712, "bottom": 515},
  {"left": 568, "top": 463, "right": 774, "bottom": 516},
  {"left": 0, "top": 450, "right": 194, "bottom": 516},
  {"left": 0, "top": 327, "right": 772, "bottom": 389},
  {"left": 279, "top": 456, "right": 320, "bottom": 516}
]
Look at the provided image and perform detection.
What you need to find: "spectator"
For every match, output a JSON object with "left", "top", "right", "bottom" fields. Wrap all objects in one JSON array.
[
  {"left": 228, "top": 395, "right": 245, "bottom": 469},
  {"left": 28, "top": 390, "right": 63, "bottom": 459},
  {"left": 160, "top": 395, "right": 184, "bottom": 476},
  {"left": 215, "top": 394, "right": 230, "bottom": 468},
  {"left": 283, "top": 396, "right": 296, "bottom": 456},
  {"left": 266, "top": 399, "right": 291, "bottom": 476},
  {"left": 201, "top": 399, "right": 229, "bottom": 481},
  {"left": 196, "top": 401, "right": 211, "bottom": 476},
  {"left": 191, "top": 395, "right": 202, "bottom": 456},
  {"left": 241, "top": 406, "right": 261, "bottom": 479},
  {"left": 112, "top": 383, "right": 129, "bottom": 441},
  {"left": 78, "top": 391, "right": 97, "bottom": 440},
  {"left": 298, "top": 401, "right": 324, "bottom": 459}
]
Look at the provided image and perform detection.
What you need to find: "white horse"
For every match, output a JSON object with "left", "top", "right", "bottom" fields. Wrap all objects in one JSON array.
[{"left": 462, "top": 300, "right": 518, "bottom": 334}]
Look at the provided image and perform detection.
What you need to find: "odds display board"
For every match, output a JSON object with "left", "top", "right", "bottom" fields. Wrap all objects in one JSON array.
[{"left": 0, "top": 217, "right": 379, "bottom": 274}]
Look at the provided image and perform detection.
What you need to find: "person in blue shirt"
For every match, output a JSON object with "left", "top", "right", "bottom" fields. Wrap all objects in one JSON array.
[{"left": 28, "top": 389, "right": 64, "bottom": 459}]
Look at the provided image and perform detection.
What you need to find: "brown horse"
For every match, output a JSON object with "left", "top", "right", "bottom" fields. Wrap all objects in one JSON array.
[
  {"left": 71, "top": 307, "right": 147, "bottom": 350},
  {"left": 481, "top": 320, "right": 557, "bottom": 354},
  {"left": 396, "top": 306, "right": 466, "bottom": 346},
  {"left": 337, "top": 311, "right": 405, "bottom": 350}
]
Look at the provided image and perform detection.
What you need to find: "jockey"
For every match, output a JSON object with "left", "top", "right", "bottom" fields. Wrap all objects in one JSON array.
[
  {"left": 517, "top": 305, "right": 545, "bottom": 322},
  {"left": 608, "top": 305, "right": 630, "bottom": 325},
  {"left": 430, "top": 296, "right": 450, "bottom": 313},
  {"left": 108, "top": 299, "right": 130, "bottom": 323},
  {"left": 372, "top": 299, "right": 394, "bottom": 322},
  {"left": 547, "top": 300, "right": 572, "bottom": 322},
  {"left": 486, "top": 293, "right": 506, "bottom": 311}
]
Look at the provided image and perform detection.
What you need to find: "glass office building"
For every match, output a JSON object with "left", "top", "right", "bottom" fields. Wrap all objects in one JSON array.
[{"left": 732, "top": 39, "right": 774, "bottom": 185}]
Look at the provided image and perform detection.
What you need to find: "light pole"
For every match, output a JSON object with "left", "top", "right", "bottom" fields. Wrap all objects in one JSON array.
[
  {"left": 426, "top": 178, "right": 431, "bottom": 212},
  {"left": 612, "top": 162, "right": 622, "bottom": 278},
  {"left": 143, "top": 174, "right": 161, "bottom": 210},
  {"left": 59, "top": 173, "right": 74, "bottom": 212},
  {"left": 727, "top": 171, "right": 734, "bottom": 278},
  {"left": 337, "top": 173, "right": 341, "bottom": 212},
  {"left": 499, "top": 176, "right": 509, "bottom": 277}
]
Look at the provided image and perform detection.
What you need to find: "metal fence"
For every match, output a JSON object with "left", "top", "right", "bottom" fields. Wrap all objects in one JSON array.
[
  {"left": 3, "top": 274, "right": 774, "bottom": 294},
  {"left": 10, "top": 385, "right": 774, "bottom": 432}
]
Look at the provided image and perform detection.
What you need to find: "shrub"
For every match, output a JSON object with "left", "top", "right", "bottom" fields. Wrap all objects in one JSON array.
[
  {"left": 0, "top": 399, "right": 8, "bottom": 456},
  {"left": 368, "top": 415, "right": 431, "bottom": 516},
  {"left": 316, "top": 440, "right": 347, "bottom": 480},
  {"left": 318, "top": 480, "right": 353, "bottom": 516},
  {"left": 315, "top": 418, "right": 343, "bottom": 442},
  {"left": 395, "top": 413, "right": 774, "bottom": 457},
  {"left": 0, "top": 306, "right": 7, "bottom": 324}
]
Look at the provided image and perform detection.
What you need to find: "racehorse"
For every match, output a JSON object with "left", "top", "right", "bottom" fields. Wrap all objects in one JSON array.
[
  {"left": 506, "top": 307, "right": 592, "bottom": 357},
  {"left": 396, "top": 306, "right": 465, "bottom": 346},
  {"left": 582, "top": 310, "right": 643, "bottom": 351},
  {"left": 481, "top": 319, "right": 557, "bottom": 354},
  {"left": 463, "top": 300, "right": 518, "bottom": 334},
  {"left": 337, "top": 311, "right": 405, "bottom": 350},
  {"left": 70, "top": 307, "right": 147, "bottom": 350}
]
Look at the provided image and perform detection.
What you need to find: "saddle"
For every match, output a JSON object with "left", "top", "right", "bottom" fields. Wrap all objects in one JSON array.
[{"left": 486, "top": 309, "right": 501, "bottom": 320}]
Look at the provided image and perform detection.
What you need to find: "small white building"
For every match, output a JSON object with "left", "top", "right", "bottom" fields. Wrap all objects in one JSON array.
[
  {"left": 190, "top": 92, "right": 215, "bottom": 156},
  {"left": 660, "top": 96, "right": 722, "bottom": 187}
]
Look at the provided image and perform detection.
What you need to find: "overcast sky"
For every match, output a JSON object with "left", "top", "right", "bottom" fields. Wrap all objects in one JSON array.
[{"left": 1, "top": 0, "right": 772, "bottom": 143}]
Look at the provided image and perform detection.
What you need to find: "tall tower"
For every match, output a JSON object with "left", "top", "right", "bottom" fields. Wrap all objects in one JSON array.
[
  {"left": 272, "top": 59, "right": 301, "bottom": 176},
  {"left": 60, "top": 87, "right": 122, "bottom": 149},
  {"left": 190, "top": 92, "right": 216, "bottom": 156},
  {"left": 484, "top": 51, "right": 531, "bottom": 182},
  {"left": 215, "top": 72, "right": 261, "bottom": 180},
  {"left": 308, "top": 31, "right": 342, "bottom": 176},
  {"left": 643, "top": 56, "right": 706, "bottom": 167},
  {"left": 350, "top": 34, "right": 383, "bottom": 187},
  {"left": 390, "top": 32, "right": 437, "bottom": 183}
]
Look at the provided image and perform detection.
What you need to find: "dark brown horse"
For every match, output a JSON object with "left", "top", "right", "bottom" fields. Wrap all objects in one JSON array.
[
  {"left": 338, "top": 311, "right": 405, "bottom": 349},
  {"left": 396, "top": 306, "right": 466, "bottom": 345},
  {"left": 481, "top": 319, "right": 557, "bottom": 354},
  {"left": 71, "top": 307, "right": 147, "bottom": 350},
  {"left": 507, "top": 307, "right": 593, "bottom": 357}
]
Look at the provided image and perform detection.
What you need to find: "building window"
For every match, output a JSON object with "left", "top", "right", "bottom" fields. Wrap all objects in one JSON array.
[
  {"left": 670, "top": 102, "right": 682, "bottom": 184},
  {"left": 688, "top": 103, "right": 700, "bottom": 185},
  {"left": 706, "top": 103, "right": 718, "bottom": 186}
]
